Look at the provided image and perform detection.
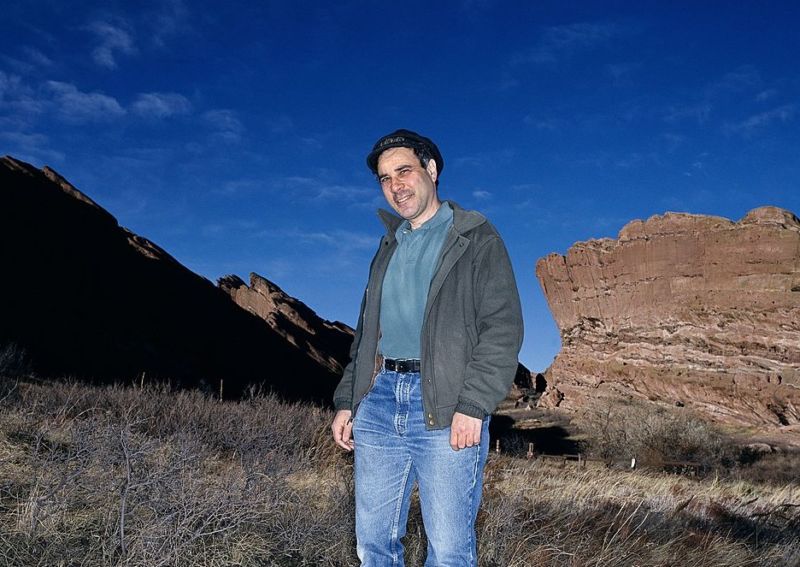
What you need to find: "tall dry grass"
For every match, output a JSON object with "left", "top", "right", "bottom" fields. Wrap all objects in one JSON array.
[{"left": 0, "top": 376, "right": 797, "bottom": 566}]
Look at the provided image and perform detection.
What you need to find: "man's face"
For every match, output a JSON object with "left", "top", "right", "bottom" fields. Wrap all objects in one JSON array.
[{"left": 376, "top": 147, "right": 440, "bottom": 229}]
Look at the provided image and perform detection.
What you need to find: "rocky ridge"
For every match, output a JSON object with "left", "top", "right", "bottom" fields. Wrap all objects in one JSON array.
[
  {"left": 219, "top": 273, "right": 353, "bottom": 375},
  {"left": 536, "top": 206, "right": 800, "bottom": 432},
  {"left": 0, "top": 155, "right": 349, "bottom": 402}
]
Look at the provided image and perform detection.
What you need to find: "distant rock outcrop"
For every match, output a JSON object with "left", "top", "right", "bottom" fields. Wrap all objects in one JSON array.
[
  {"left": 536, "top": 207, "right": 800, "bottom": 430},
  {"left": 0, "top": 155, "right": 350, "bottom": 402},
  {"left": 219, "top": 273, "right": 353, "bottom": 375}
]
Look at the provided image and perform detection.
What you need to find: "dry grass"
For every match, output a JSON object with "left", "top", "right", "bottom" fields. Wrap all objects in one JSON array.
[{"left": 0, "top": 376, "right": 798, "bottom": 566}]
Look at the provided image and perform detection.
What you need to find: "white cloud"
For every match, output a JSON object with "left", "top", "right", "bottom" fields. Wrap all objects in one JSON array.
[
  {"left": 297, "top": 229, "right": 376, "bottom": 250},
  {"left": 523, "top": 115, "right": 561, "bottom": 130},
  {"left": 45, "top": 81, "right": 126, "bottom": 122},
  {"left": 755, "top": 89, "right": 778, "bottom": 102},
  {"left": 22, "top": 47, "right": 54, "bottom": 68},
  {"left": 132, "top": 92, "right": 191, "bottom": 118},
  {"left": 0, "top": 71, "right": 21, "bottom": 100},
  {"left": 605, "top": 62, "right": 640, "bottom": 84},
  {"left": 2, "top": 47, "right": 54, "bottom": 74},
  {"left": 151, "top": 0, "right": 190, "bottom": 47},
  {"left": 725, "top": 104, "right": 796, "bottom": 136},
  {"left": 0, "top": 71, "right": 45, "bottom": 124},
  {"left": 0, "top": 131, "right": 48, "bottom": 146},
  {"left": 472, "top": 190, "right": 492, "bottom": 200},
  {"left": 210, "top": 179, "right": 260, "bottom": 196},
  {"left": 258, "top": 228, "right": 377, "bottom": 253},
  {"left": 664, "top": 102, "right": 712, "bottom": 124},
  {"left": 86, "top": 20, "right": 136, "bottom": 69},
  {"left": 614, "top": 153, "right": 644, "bottom": 168},
  {"left": 0, "top": 130, "right": 64, "bottom": 163},
  {"left": 204, "top": 109, "right": 243, "bottom": 143},
  {"left": 710, "top": 65, "right": 761, "bottom": 96},
  {"left": 251, "top": 227, "right": 380, "bottom": 275},
  {"left": 516, "top": 22, "right": 627, "bottom": 65},
  {"left": 273, "top": 175, "right": 374, "bottom": 203}
]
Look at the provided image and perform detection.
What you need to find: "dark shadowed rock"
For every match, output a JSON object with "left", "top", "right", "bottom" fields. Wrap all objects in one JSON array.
[{"left": 0, "top": 155, "right": 349, "bottom": 403}]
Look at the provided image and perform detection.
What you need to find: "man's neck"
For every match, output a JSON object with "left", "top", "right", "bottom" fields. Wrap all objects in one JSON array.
[{"left": 409, "top": 199, "right": 443, "bottom": 230}]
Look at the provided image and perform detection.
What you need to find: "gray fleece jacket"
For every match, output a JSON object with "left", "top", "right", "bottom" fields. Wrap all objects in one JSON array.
[{"left": 333, "top": 201, "right": 524, "bottom": 429}]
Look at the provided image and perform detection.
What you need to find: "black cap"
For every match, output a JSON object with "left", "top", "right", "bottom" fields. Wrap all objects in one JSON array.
[{"left": 366, "top": 129, "right": 444, "bottom": 176}]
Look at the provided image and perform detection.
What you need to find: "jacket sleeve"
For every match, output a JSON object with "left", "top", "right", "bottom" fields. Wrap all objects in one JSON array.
[
  {"left": 455, "top": 235, "right": 524, "bottom": 418},
  {"left": 332, "top": 287, "right": 367, "bottom": 411}
]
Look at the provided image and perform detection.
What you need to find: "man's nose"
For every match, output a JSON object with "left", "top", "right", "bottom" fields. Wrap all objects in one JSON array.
[{"left": 389, "top": 176, "right": 404, "bottom": 192}]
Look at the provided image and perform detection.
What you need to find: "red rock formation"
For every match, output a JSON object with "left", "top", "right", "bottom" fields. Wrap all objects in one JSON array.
[
  {"left": 536, "top": 207, "right": 800, "bottom": 432},
  {"left": 219, "top": 273, "right": 353, "bottom": 375}
]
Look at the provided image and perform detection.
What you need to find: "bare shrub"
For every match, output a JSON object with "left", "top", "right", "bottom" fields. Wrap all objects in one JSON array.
[
  {"left": 577, "top": 399, "right": 736, "bottom": 469},
  {"left": 0, "top": 380, "right": 357, "bottom": 566}
]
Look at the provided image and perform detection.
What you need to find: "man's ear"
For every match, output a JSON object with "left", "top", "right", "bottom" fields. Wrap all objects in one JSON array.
[{"left": 426, "top": 159, "right": 438, "bottom": 183}]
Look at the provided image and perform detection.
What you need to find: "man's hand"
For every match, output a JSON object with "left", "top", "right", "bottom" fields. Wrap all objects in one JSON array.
[
  {"left": 331, "top": 409, "right": 354, "bottom": 451},
  {"left": 450, "top": 412, "right": 483, "bottom": 451}
]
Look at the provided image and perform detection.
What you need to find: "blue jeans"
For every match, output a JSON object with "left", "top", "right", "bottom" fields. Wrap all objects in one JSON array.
[{"left": 352, "top": 369, "right": 490, "bottom": 566}]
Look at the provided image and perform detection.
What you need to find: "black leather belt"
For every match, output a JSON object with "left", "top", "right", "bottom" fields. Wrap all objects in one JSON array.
[{"left": 384, "top": 358, "right": 421, "bottom": 373}]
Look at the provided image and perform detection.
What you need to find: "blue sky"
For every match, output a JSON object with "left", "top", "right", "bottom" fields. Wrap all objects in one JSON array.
[{"left": 2, "top": 1, "right": 799, "bottom": 372}]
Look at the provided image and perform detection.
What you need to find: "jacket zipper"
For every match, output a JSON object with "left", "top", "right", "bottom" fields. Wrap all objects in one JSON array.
[{"left": 424, "top": 227, "right": 460, "bottom": 421}]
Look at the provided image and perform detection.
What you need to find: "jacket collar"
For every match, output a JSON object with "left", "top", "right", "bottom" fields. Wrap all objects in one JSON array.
[{"left": 377, "top": 200, "right": 486, "bottom": 239}]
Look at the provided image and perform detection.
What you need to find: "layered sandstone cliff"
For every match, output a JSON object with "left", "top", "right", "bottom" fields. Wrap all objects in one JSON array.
[{"left": 536, "top": 206, "right": 800, "bottom": 431}]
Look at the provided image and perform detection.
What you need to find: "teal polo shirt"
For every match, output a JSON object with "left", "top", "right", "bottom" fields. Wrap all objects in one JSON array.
[{"left": 380, "top": 201, "right": 454, "bottom": 359}]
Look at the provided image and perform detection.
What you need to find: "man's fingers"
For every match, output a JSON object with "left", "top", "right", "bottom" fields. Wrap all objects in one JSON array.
[
  {"left": 334, "top": 426, "right": 354, "bottom": 451},
  {"left": 450, "top": 412, "right": 483, "bottom": 451},
  {"left": 342, "top": 419, "right": 354, "bottom": 450},
  {"left": 331, "top": 410, "right": 354, "bottom": 452},
  {"left": 450, "top": 425, "right": 474, "bottom": 450}
]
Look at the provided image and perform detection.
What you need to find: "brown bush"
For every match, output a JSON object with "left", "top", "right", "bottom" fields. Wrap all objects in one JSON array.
[{"left": 576, "top": 399, "right": 737, "bottom": 470}]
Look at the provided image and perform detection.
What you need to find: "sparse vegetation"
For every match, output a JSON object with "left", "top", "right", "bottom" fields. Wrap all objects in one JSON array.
[
  {"left": 0, "top": 376, "right": 798, "bottom": 566},
  {"left": 577, "top": 399, "right": 738, "bottom": 470}
]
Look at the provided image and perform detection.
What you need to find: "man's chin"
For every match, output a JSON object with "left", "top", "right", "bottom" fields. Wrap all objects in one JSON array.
[{"left": 393, "top": 206, "right": 416, "bottom": 220}]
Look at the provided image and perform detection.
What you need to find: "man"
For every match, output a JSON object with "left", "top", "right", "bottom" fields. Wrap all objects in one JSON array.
[{"left": 331, "top": 129, "right": 523, "bottom": 566}]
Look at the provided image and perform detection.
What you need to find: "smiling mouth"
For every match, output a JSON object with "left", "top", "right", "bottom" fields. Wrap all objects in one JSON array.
[{"left": 395, "top": 193, "right": 412, "bottom": 205}]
